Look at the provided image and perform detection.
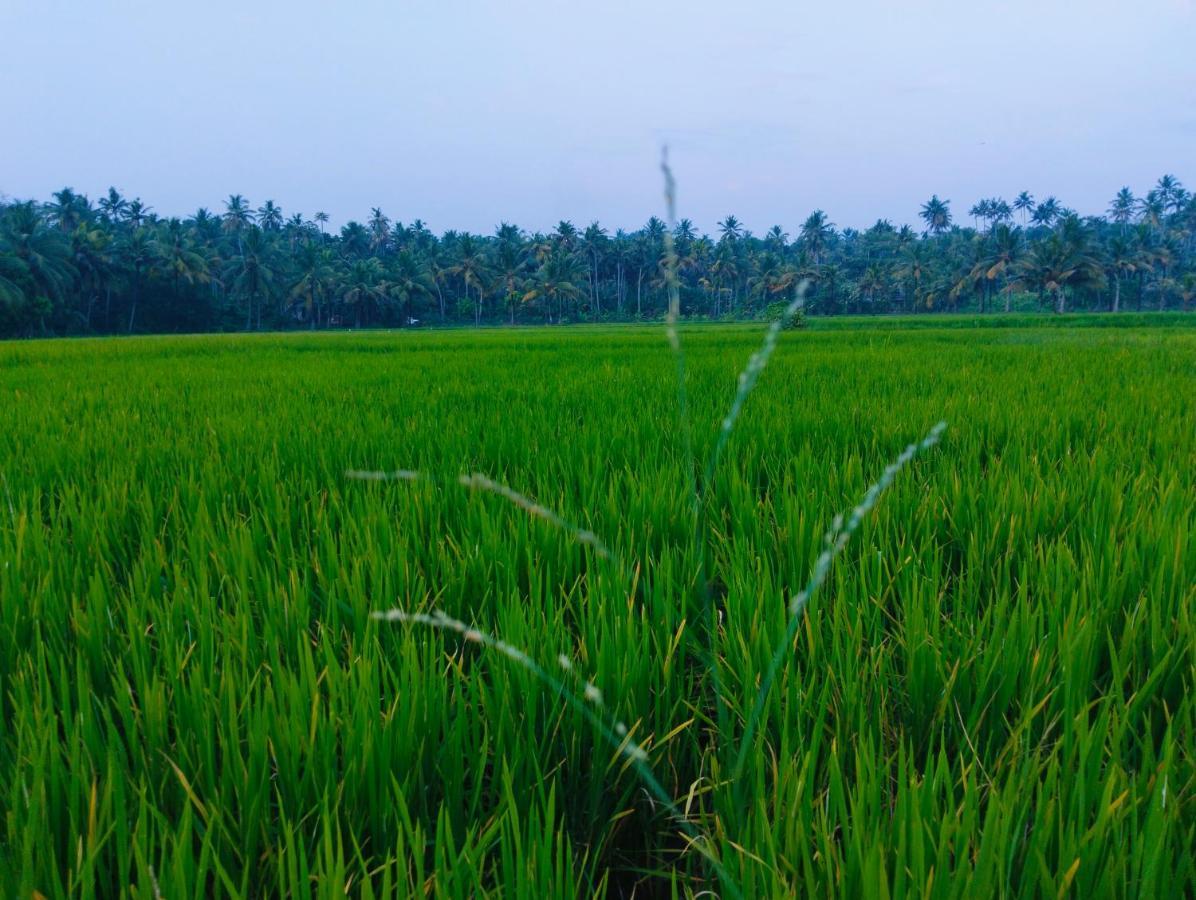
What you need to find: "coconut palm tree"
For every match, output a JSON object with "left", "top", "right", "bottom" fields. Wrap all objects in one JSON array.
[
  {"left": 257, "top": 200, "right": 283, "bottom": 232},
  {"left": 368, "top": 208, "right": 391, "bottom": 255},
  {"left": 190, "top": 208, "right": 222, "bottom": 244},
  {"left": 969, "top": 200, "right": 989, "bottom": 230},
  {"left": 580, "top": 222, "right": 608, "bottom": 314},
  {"left": 709, "top": 242, "right": 742, "bottom": 316},
  {"left": 124, "top": 199, "right": 152, "bottom": 228},
  {"left": 1031, "top": 197, "right": 1062, "bottom": 229},
  {"left": 1141, "top": 236, "right": 1178, "bottom": 310},
  {"left": 284, "top": 213, "right": 308, "bottom": 252},
  {"left": 1154, "top": 174, "right": 1187, "bottom": 213},
  {"left": 553, "top": 220, "right": 579, "bottom": 252},
  {"left": 974, "top": 224, "right": 1022, "bottom": 311},
  {"left": 97, "top": 187, "right": 128, "bottom": 224},
  {"left": 383, "top": 250, "right": 434, "bottom": 325},
  {"left": 47, "top": 188, "right": 91, "bottom": 233},
  {"left": 339, "top": 221, "right": 371, "bottom": 258},
  {"left": 523, "top": 245, "right": 584, "bottom": 323},
  {"left": 1137, "top": 191, "right": 1167, "bottom": 232},
  {"left": 1178, "top": 273, "right": 1196, "bottom": 311},
  {"left": 223, "top": 195, "right": 254, "bottom": 233},
  {"left": 224, "top": 225, "right": 275, "bottom": 329},
  {"left": 674, "top": 218, "right": 698, "bottom": 246},
  {"left": 70, "top": 222, "right": 115, "bottom": 329},
  {"left": 290, "top": 241, "right": 335, "bottom": 327},
  {"left": 800, "top": 211, "right": 834, "bottom": 262},
  {"left": 1013, "top": 191, "right": 1035, "bottom": 226},
  {"left": 1108, "top": 188, "right": 1136, "bottom": 231},
  {"left": 0, "top": 252, "right": 24, "bottom": 313},
  {"left": 448, "top": 233, "right": 490, "bottom": 324},
  {"left": 1014, "top": 231, "right": 1104, "bottom": 313},
  {"left": 609, "top": 230, "right": 633, "bottom": 314},
  {"left": 120, "top": 226, "right": 157, "bottom": 332},
  {"left": 747, "top": 251, "right": 797, "bottom": 309},
  {"left": 1104, "top": 234, "right": 1139, "bottom": 312},
  {"left": 764, "top": 225, "right": 789, "bottom": 252},
  {"left": 894, "top": 243, "right": 933, "bottom": 311},
  {"left": 341, "top": 258, "right": 385, "bottom": 326},
  {"left": 717, "top": 215, "right": 743, "bottom": 243},
  {"left": 491, "top": 231, "right": 529, "bottom": 324},
  {"left": 856, "top": 263, "right": 887, "bottom": 312},
  {"left": 919, "top": 196, "right": 952, "bottom": 236},
  {"left": 0, "top": 202, "right": 76, "bottom": 329},
  {"left": 157, "top": 219, "right": 211, "bottom": 315},
  {"left": 989, "top": 199, "right": 1012, "bottom": 228}
]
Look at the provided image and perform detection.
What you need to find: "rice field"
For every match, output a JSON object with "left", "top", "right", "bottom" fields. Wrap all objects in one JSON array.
[{"left": 1, "top": 317, "right": 1193, "bottom": 897}]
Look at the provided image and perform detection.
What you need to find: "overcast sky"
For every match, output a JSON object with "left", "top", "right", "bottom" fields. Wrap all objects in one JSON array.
[{"left": 2, "top": 0, "right": 1193, "bottom": 235}]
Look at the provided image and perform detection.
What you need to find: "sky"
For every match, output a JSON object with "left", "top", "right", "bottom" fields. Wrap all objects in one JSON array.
[{"left": 2, "top": 0, "right": 1193, "bottom": 235}]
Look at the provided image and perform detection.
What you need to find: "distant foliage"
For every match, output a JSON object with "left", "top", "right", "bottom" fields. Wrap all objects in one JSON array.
[{"left": 1, "top": 174, "right": 1194, "bottom": 337}]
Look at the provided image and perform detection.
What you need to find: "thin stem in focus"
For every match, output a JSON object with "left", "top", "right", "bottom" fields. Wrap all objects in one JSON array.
[{"left": 660, "top": 147, "right": 733, "bottom": 748}]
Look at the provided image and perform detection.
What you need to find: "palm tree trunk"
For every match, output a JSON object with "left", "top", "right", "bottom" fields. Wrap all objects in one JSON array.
[
  {"left": 592, "top": 252, "right": 601, "bottom": 316},
  {"left": 1112, "top": 277, "right": 1121, "bottom": 313},
  {"left": 1055, "top": 288, "right": 1066, "bottom": 314}
]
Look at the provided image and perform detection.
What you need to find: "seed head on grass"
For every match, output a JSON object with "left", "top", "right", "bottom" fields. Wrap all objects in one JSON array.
[
  {"left": 343, "top": 468, "right": 423, "bottom": 482},
  {"left": 347, "top": 467, "right": 616, "bottom": 563},
  {"left": 377, "top": 607, "right": 722, "bottom": 874},
  {"left": 790, "top": 420, "right": 946, "bottom": 618},
  {"left": 372, "top": 607, "right": 728, "bottom": 885},
  {"left": 706, "top": 283, "right": 808, "bottom": 485},
  {"left": 457, "top": 472, "right": 612, "bottom": 560},
  {"left": 732, "top": 420, "right": 947, "bottom": 789}
]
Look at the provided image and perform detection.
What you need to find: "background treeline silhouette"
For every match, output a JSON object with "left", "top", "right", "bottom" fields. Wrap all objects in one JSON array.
[{"left": 1, "top": 175, "right": 1192, "bottom": 337}]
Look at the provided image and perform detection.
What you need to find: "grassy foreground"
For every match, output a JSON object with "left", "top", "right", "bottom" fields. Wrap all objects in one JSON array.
[{"left": 1, "top": 319, "right": 1193, "bottom": 897}]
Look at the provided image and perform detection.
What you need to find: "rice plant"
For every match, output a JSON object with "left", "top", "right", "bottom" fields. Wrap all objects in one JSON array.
[{"left": 1, "top": 319, "right": 1193, "bottom": 896}]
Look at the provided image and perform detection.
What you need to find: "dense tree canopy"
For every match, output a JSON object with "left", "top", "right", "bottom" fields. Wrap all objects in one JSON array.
[{"left": 1, "top": 175, "right": 1193, "bottom": 337}]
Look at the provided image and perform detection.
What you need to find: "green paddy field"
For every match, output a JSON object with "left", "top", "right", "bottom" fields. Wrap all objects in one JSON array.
[{"left": 1, "top": 316, "right": 1193, "bottom": 897}]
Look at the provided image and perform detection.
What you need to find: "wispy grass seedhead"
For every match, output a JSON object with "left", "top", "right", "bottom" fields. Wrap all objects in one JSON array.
[
  {"left": 457, "top": 472, "right": 612, "bottom": 559},
  {"left": 347, "top": 466, "right": 617, "bottom": 563},
  {"left": 732, "top": 420, "right": 947, "bottom": 788},
  {"left": 1, "top": 472, "right": 14, "bottom": 522},
  {"left": 661, "top": 146, "right": 681, "bottom": 351},
  {"left": 343, "top": 468, "right": 422, "bottom": 482},
  {"left": 371, "top": 605, "right": 737, "bottom": 894},
  {"left": 705, "top": 283, "right": 809, "bottom": 488}
]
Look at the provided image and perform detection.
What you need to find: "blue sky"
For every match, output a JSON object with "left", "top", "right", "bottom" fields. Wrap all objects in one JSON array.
[{"left": 2, "top": 0, "right": 1193, "bottom": 234}]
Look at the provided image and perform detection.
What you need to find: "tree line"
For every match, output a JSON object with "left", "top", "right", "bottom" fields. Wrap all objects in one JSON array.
[{"left": 0, "top": 175, "right": 1193, "bottom": 337}]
